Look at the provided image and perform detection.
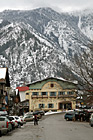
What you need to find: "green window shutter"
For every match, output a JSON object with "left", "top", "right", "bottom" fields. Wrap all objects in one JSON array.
[
  {"left": 39, "top": 104, "right": 41, "bottom": 108},
  {"left": 67, "top": 92, "right": 69, "bottom": 95},
  {"left": 52, "top": 104, "right": 54, "bottom": 108},
  {"left": 48, "top": 104, "right": 49, "bottom": 108}
]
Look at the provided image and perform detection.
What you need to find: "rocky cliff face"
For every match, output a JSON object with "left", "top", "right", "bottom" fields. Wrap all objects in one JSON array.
[{"left": 0, "top": 8, "right": 92, "bottom": 88}]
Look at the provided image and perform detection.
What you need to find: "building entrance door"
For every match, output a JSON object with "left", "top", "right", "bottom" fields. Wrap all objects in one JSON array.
[
  {"left": 59, "top": 102, "right": 72, "bottom": 110},
  {"left": 59, "top": 103, "right": 63, "bottom": 109}
]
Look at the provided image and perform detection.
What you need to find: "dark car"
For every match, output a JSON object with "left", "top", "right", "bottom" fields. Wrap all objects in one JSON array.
[
  {"left": 64, "top": 111, "right": 75, "bottom": 121},
  {"left": 74, "top": 110, "right": 85, "bottom": 121},
  {"left": 74, "top": 109, "right": 93, "bottom": 122},
  {"left": 33, "top": 110, "right": 44, "bottom": 118},
  {"left": 84, "top": 110, "right": 93, "bottom": 122},
  {"left": 37, "top": 110, "right": 45, "bottom": 116}
]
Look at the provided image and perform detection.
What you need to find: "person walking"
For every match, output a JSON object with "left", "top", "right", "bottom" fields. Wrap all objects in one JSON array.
[{"left": 33, "top": 114, "right": 38, "bottom": 125}]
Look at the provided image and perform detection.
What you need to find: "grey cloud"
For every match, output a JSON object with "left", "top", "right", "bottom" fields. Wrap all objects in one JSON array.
[{"left": 0, "top": 0, "right": 93, "bottom": 12}]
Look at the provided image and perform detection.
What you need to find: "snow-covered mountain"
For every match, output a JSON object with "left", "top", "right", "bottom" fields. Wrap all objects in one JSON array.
[{"left": 0, "top": 8, "right": 92, "bottom": 88}]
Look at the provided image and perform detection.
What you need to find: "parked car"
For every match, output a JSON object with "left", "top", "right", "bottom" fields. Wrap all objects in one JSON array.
[
  {"left": 20, "top": 116, "right": 26, "bottom": 124},
  {"left": 74, "top": 110, "right": 85, "bottom": 121},
  {"left": 64, "top": 111, "right": 75, "bottom": 121},
  {"left": 38, "top": 110, "right": 45, "bottom": 116},
  {"left": 85, "top": 110, "right": 93, "bottom": 122},
  {"left": 0, "top": 116, "right": 12, "bottom": 132},
  {"left": 33, "top": 111, "right": 42, "bottom": 119},
  {"left": 0, "top": 111, "right": 8, "bottom": 116},
  {"left": 0, "top": 117, "right": 8, "bottom": 136},
  {"left": 7, "top": 116, "right": 18, "bottom": 128},
  {"left": 75, "top": 109, "right": 93, "bottom": 122},
  {"left": 89, "top": 113, "right": 93, "bottom": 127},
  {"left": 10, "top": 116, "right": 23, "bottom": 127},
  {"left": 23, "top": 114, "right": 33, "bottom": 122}
]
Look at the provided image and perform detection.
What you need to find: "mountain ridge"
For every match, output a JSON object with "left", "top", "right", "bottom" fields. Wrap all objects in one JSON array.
[{"left": 0, "top": 8, "right": 92, "bottom": 88}]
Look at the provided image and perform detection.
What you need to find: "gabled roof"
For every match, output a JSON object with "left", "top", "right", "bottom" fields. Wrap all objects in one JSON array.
[
  {"left": 16, "top": 86, "right": 29, "bottom": 92},
  {"left": 27, "top": 77, "right": 77, "bottom": 86},
  {"left": 27, "top": 77, "right": 78, "bottom": 90}
]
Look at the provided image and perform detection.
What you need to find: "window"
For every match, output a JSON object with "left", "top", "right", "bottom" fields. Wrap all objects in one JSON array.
[
  {"left": 48, "top": 103, "right": 54, "bottom": 108},
  {"left": 50, "top": 83, "right": 54, "bottom": 87},
  {"left": 15, "top": 117, "right": 19, "bottom": 120},
  {"left": 58, "top": 92, "right": 65, "bottom": 95},
  {"left": 26, "top": 93, "right": 29, "bottom": 95},
  {"left": 0, "top": 118, "right": 5, "bottom": 121},
  {"left": 39, "top": 104, "right": 45, "bottom": 108},
  {"left": 67, "top": 91, "right": 74, "bottom": 95},
  {"left": 41, "top": 92, "right": 47, "bottom": 95},
  {"left": 32, "top": 92, "right": 38, "bottom": 95},
  {"left": 50, "top": 92, "right": 56, "bottom": 96}
]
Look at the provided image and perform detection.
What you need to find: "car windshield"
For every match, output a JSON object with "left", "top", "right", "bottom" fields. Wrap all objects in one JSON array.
[
  {"left": 66, "top": 112, "right": 74, "bottom": 115},
  {"left": 67, "top": 113, "right": 73, "bottom": 115},
  {"left": 15, "top": 117, "right": 19, "bottom": 119},
  {"left": 25, "top": 115, "right": 33, "bottom": 117},
  {"left": 0, "top": 118, "right": 5, "bottom": 121},
  {"left": 9, "top": 117, "right": 14, "bottom": 120}
]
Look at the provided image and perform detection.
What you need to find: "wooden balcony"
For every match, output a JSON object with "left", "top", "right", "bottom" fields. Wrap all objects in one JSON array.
[
  {"left": 42, "top": 95, "right": 48, "bottom": 98},
  {"left": 50, "top": 96, "right": 57, "bottom": 98},
  {"left": 58, "top": 94, "right": 76, "bottom": 98},
  {"left": 31, "top": 95, "right": 38, "bottom": 99},
  {"left": 31, "top": 95, "right": 48, "bottom": 99}
]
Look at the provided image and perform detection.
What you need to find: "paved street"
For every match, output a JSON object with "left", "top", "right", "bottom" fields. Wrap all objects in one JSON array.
[{"left": 0, "top": 113, "right": 93, "bottom": 140}]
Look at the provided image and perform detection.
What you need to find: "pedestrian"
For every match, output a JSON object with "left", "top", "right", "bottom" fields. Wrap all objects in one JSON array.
[{"left": 33, "top": 114, "right": 38, "bottom": 125}]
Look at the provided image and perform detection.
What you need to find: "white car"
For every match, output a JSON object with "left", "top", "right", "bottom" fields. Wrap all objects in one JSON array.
[
  {"left": 20, "top": 116, "right": 26, "bottom": 124},
  {"left": 8, "top": 116, "right": 18, "bottom": 128},
  {"left": 0, "top": 116, "right": 12, "bottom": 132},
  {"left": 10, "top": 116, "right": 23, "bottom": 127}
]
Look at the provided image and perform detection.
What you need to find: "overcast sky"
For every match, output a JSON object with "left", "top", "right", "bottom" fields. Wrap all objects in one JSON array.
[{"left": 0, "top": 0, "right": 93, "bottom": 12}]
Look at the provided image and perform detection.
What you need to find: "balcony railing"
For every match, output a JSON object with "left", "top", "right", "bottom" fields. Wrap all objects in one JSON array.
[
  {"left": 31, "top": 94, "right": 76, "bottom": 99},
  {"left": 58, "top": 94, "right": 76, "bottom": 98},
  {"left": 31, "top": 95, "right": 48, "bottom": 98},
  {"left": 50, "top": 95, "right": 57, "bottom": 98}
]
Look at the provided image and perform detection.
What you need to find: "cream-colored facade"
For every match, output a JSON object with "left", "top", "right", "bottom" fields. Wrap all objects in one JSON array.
[{"left": 25, "top": 78, "right": 77, "bottom": 112}]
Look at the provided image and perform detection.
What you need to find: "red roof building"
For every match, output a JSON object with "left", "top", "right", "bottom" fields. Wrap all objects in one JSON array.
[
  {"left": 16, "top": 86, "right": 29, "bottom": 102},
  {"left": 16, "top": 86, "right": 29, "bottom": 92}
]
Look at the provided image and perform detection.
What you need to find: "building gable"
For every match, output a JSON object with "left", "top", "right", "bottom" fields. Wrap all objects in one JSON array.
[
  {"left": 42, "top": 81, "right": 62, "bottom": 91},
  {"left": 28, "top": 77, "right": 77, "bottom": 90}
]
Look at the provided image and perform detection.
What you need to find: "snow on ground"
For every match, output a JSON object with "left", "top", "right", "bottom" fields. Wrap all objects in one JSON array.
[
  {"left": 44, "top": 109, "right": 80, "bottom": 115},
  {"left": 45, "top": 111, "right": 63, "bottom": 115}
]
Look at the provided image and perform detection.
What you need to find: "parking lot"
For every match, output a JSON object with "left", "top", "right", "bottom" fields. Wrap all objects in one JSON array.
[{"left": 0, "top": 113, "right": 93, "bottom": 140}]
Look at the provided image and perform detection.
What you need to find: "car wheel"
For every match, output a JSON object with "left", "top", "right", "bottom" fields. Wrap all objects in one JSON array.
[
  {"left": 18, "top": 123, "right": 21, "bottom": 128},
  {"left": 66, "top": 118, "right": 69, "bottom": 121},
  {"left": 0, "top": 131, "right": 2, "bottom": 137},
  {"left": 90, "top": 124, "right": 93, "bottom": 127}
]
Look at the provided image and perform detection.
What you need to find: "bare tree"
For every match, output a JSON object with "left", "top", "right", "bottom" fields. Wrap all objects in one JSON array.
[{"left": 72, "top": 45, "right": 93, "bottom": 106}]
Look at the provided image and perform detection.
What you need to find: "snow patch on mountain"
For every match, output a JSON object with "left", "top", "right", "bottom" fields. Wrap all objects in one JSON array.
[{"left": 0, "top": 8, "right": 92, "bottom": 88}]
